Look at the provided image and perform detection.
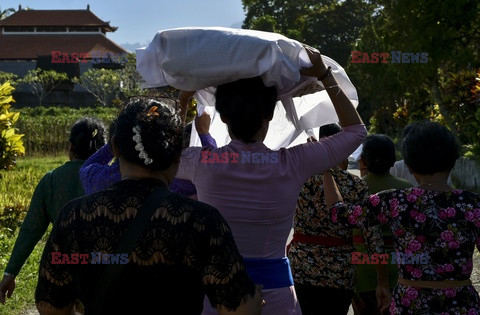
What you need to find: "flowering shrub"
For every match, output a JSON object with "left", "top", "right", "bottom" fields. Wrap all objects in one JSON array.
[
  {"left": 0, "top": 82, "right": 24, "bottom": 172},
  {"left": 441, "top": 70, "right": 480, "bottom": 148},
  {"left": 370, "top": 69, "right": 480, "bottom": 159}
]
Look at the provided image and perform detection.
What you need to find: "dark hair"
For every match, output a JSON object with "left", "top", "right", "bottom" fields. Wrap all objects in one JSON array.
[
  {"left": 361, "top": 134, "right": 396, "bottom": 175},
  {"left": 319, "top": 123, "right": 342, "bottom": 138},
  {"left": 69, "top": 117, "right": 107, "bottom": 160},
  {"left": 215, "top": 76, "right": 277, "bottom": 143},
  {"left": 401, "top": 124, "right": 413, "bottom": 139},
  {"left": 402, "top": 121, "right": 459, "bottom": 175},
  {"left": 114, "top": 97, "right": 183, "bottom": 170},
  {"left": 395, "top": 123, "right": 414, "bottom": 150}
]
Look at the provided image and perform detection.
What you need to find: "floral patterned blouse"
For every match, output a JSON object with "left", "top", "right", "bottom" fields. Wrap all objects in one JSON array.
[
  {"left": 332, "top": 187, "right": 480, "bottom": 314},
  {"left": 288, "top": 169, "right": 370, "bottom": 290}
]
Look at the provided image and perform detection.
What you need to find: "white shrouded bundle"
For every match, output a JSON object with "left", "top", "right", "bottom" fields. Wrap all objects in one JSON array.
[{"left": 136, "top": 27, "right": 359, "bottom": 150}]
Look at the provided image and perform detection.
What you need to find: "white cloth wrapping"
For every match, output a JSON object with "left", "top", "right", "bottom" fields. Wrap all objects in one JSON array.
[
  {"left": 349, "top": 144, "right": 364, "bottom": 162},
  {"left": 136, "top": 27, "right": 359, "bottom": 150},
  {"left": 136, "top": 27, "right": 311, "bottom": 91}
]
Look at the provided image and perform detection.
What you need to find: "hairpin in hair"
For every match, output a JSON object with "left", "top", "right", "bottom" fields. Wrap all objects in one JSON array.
[
  {"left": 147, "top": 105, "right": 160, "bottom": 117},
  {"left": 132, "top": 126, "right": 153, "bottom": 165}
]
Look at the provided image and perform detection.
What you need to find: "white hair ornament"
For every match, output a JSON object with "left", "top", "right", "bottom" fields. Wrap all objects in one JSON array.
[{"left": 132, "top": 126, "right": 153, "bottom": 165}]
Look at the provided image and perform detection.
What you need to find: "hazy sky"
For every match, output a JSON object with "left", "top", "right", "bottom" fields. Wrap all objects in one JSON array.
[{"left": 2, "top": 0, "right": 246, "bottom": 46}]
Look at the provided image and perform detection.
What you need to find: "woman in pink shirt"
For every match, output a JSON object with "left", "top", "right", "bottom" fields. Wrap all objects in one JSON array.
[{"left": 177, "top": 47, "right": 367, "bottom": 314}]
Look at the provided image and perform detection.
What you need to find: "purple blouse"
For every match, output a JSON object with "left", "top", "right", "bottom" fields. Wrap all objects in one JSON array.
[
  {"left": 79, "top": 144, "right": 121, "bottom": 195},
  {"left": 177, "top": 124, "right": 366, "bottom": 315},
  {"left": 79, "top": 134, "right": 217, "bottom": 195},
  {"left": 177, "top": 124, "right": 366, "bottom": 257}
]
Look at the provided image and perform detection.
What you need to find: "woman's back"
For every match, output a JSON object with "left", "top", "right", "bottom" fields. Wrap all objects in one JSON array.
[
  {"left": 179, "top": 124, "right": 366, "bottom": 258},
  {"left": 176, "top": 48, "right": 367, "bottom": 314},
  {"left": 369, "top": 188, "right": 479, "bottom": 279},
  {"left": 36, "top": 179, "right": 256, "bottom": 314},
  {"left": 192, "top": 141, "right": 301, "bottom": 258},
  {"left": 44, "top": 160, "right": 86, "bottom": 221},
  {"left": 366, "top": 187, "right": 480, "bottom": 314}
]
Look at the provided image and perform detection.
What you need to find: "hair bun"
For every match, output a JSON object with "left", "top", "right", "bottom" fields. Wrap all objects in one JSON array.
[
  {"left": 114, "top": 97, "right": 184, "bottom": 170},
  {"left": 69, "top": 117, "right": 107, "bottom": 160}
]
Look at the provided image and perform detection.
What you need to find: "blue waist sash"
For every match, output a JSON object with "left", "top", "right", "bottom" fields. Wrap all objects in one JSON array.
[{"left": 243, "top": 257, "right": 294, "bottom": 290}]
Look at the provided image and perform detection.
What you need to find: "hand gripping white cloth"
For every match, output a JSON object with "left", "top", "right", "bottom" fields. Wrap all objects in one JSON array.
[{"left": 136, "top": 27, "right": 359, "bottom": 149}]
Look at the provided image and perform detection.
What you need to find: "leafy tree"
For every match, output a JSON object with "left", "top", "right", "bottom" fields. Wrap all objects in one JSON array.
[
  {"left": 22, "top": 69, "right": 69, "bottom": 106},
  {"left": 249, "top": 15, "right": 277, "bottom": 33},
  {"left": 0, "top": 71, "right": 19, "bottom": 87},
  {"left": 118, "top": 53, "right": 145, "bottom": 98},
  {"left": 0, "top": 82, "right": 24, "bottom": 172},
  {"left": 440, "top": 70, "right": 480, "bottom": 156},
  {"left": 349, "top": 0, "right": 480, "bottom": 135},
  {"left": 242, "top": 0, "right": 374, "bottom": 66},
  {"left": 75, "top": 68, "right": 122, "bottom": 106}
]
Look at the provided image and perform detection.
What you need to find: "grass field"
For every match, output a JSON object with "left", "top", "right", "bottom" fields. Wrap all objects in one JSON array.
[
  {"left": 0, "top": 155, "right": 67, "bottom": 315},
  {"left": 15, "top": 106, "right": 118, "bottom": 157}
]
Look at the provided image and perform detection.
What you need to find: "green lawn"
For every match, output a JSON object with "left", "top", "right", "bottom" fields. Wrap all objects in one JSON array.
[{"left": 0, "top": 155, "right": 67, "bottom": 315}]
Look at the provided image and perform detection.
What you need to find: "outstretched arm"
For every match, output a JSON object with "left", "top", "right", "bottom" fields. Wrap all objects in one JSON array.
[
  {"left": 3, "top": 175, "right": 51, "bottom": 283},
  {"left": 178, "top": 90, "right": 195, "bottom": 123},
  {"left": 323, "top": 171, "right": 390, "bottom": 311},
  {"left": 79, "top": 143, "right": 121, "bottom": 195},
  {"left": 300, "top": 45, "right": 363, "bottom": 127},
  {"left": 196, "top": 112, "right": 217, "bottom": 148},
  {"left": 323, "top": 170, "right": 343, "bottom": 207},
  {"left": 289, "top": 46, "right": 366, "bottom": 183}
]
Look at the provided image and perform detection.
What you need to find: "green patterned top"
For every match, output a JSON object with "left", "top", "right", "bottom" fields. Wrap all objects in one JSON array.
[{"left": 5, "top": 160, "right": 85, "bottom": 276}]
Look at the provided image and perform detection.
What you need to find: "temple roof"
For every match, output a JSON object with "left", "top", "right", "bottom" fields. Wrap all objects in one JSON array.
[
  {"left": 0, "top": 34, "right": 127, "bottom": 60},
  {"left": 0, "top": 9, "right": 117, "bottom": 32}
]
